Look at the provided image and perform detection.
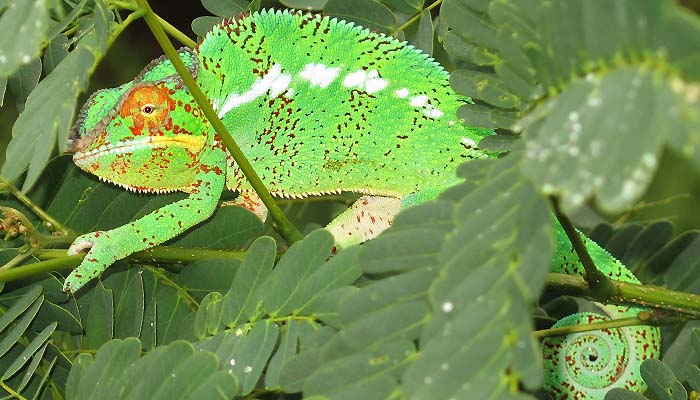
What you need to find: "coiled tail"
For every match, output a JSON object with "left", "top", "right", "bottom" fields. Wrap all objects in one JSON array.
[{"left": 542, "top": 222, "right": 661, "bottom": 399}]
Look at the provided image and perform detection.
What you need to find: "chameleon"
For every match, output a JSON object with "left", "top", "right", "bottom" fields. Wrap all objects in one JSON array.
[{"left": 64, "top": 9, "right": 659, "bottom": 399}]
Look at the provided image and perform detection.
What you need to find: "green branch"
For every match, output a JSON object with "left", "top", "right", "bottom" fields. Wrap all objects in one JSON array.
[
  {"left": 154, "top": 13, "right": 196, "bottom": 48},
  {"left": 546, "top": 272, "right": 700, "bottom": 318},
  {"left": 134, "top": 0, "right": 304, "bottom": 245},
  {"left": 550, "top": 196, "right": 618, "bottom": 298},
  {"left": 0, "top": 247, "right": 246, "bottom": 284},
  {"left": 392, "top": 0, "right": 443, "bottom": 35},
  {"left": 534, "top": 314, "right": 650, "bottom": 338}
]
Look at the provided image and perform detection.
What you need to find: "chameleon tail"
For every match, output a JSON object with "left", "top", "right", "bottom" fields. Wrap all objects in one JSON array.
[{"left": 542, "top": 221, "right": 661, "bottom": 399}]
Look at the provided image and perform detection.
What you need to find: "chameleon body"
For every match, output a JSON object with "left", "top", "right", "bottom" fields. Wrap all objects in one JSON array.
[{"left": 65, "top": 9, "right": 659, "bottom": 398}]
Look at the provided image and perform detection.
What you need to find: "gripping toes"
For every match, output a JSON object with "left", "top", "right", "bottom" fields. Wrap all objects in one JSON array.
[{"left": 64, "top": 231, "right": 114, "bottom": 294}]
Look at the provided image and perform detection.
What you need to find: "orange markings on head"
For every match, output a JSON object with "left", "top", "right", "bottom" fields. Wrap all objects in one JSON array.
[{"left": 119, "top": 84, "right": 174, "bottom": 134}]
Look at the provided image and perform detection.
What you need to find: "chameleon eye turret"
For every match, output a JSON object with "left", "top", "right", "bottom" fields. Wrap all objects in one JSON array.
[{"left": 68, "top": 79, "right": 210, "bottom": 193}]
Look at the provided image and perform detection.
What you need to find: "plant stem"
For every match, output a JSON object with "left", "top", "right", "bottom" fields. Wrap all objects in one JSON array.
[
  {"left": 547, "top": 272, "right": 700, "bottom": 318},
  {"left": 106, "top": 9, "right": 146, "bottom": 48},
  {"left": 154, "top": 14, "right": 196, "bottom": 48},
  {"left": 144, "top": 266, "right": 199, "bottom": 309},
  {"left": 392, "top": 0, "right": 443, "bottom": 35},
  {"left": 0, "top": 247, "right": 247, "bottom": 283},
  {"left": 135, "top": 0, "right": 304, "bottom": 245},
  {"left": 0, "top": 178, "right": 74, "bottom": 236},
  {"left": 34, "top": 247, "right": 246, "bottom": 262},
  {"left": 0, "top": 380, "right": 27, "bottom": 400},
  {"left": 550, "top": 196, "right": 617, "bottom": 298},
  {"left": 534, "top": 315, "right": 647, "bottom": 338}
]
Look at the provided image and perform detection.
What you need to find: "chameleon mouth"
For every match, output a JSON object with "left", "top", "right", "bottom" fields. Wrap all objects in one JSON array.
[{"left": 73, "top": 136, "right": 206, "bottom": 162}]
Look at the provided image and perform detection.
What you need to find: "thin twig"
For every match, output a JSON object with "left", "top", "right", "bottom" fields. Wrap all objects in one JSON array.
[
  {"left": 550, "top": 196, "right": 617, "bottom": 298},
  {"left": 0, "top": 247, "right": 247, "bottom": 284},
  {"left": 392, "top": 0, "right": 443, "bottom": 35},
  {"left": 534, "top": 315, "right": 649, "bottom": 338},
  {"left": 155, "top": 13, "right": 196, "bottom": 48},
  {"left": 546, "top": 272, "right": 700, "bottom": 318},
  {"left": 0, "top": 380, "right": 27, "bottom": 400}
]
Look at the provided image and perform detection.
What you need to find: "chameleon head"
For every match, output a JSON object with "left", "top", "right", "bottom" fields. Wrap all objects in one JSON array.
[{"left": 67, "top": 53, "right": 210, "bottom": 193}]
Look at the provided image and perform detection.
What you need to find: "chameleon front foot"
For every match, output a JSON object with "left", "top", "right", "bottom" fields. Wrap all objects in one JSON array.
[{"left": 63, "top": 231, "right": 115, "bottom": 294}]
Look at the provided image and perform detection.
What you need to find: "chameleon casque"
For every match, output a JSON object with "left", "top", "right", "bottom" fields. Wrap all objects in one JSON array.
[{"left": 65, "top": 9, "right": 659, "bottom": 399}]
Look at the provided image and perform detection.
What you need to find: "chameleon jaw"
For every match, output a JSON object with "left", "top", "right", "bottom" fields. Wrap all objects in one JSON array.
[{"left": 72, "top": 135, "right": 206, "bottom": 163}]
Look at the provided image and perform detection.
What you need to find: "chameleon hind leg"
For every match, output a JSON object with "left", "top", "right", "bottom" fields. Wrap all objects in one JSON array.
[
  {"left": 326, "top": 195, "right": 402, "bottom": 248},
  {"left": 223, "top": 188, "right": 442, "bottom": 248},
  {"left": 326, "top": 187, "right": 443, "bottom": 248}
]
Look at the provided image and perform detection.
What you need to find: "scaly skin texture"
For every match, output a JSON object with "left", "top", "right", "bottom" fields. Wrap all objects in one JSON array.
[
  {"left": 543, "top": 220, "right": 661, "bottom": 399},
  {"left": 65, "top": 9, "right": 659, "bottom": 398}
]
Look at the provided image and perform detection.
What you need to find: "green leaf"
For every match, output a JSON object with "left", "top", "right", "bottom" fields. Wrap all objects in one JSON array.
[
  {"left": 303, "top": 341, "right": 415, "bottom": 399},
  {"left": 201, "top": 0, "right": 249, "bottom": 17},
  {"left": 35, "top": 300, "right": 82, "bottom": 334},
  {"left": 85, "top": 281, "right": 114, "bottom": 349},
  {"left": 103, "top": 268, "right": 145, "bottom": 340},
  {"left": 170, "top": 205, "right": 264, "bottom": 249},
  {"left": 640, "top": 359, "right": 686, "bottom": 400},
  {"left": 338, "top": 267, "right": 435, "bottom": 327},
  {"left": 360, "top": 200, "right": 453, "bottom": 274},
  {"left": 685, "top": 363, "right": 700, "bottom": 393},
  {"left": 442, "top": 31, "right": 497, "bottom": 66},
  {"left": 0, "top": 294, "right": 43, "bottom": 358},
  {"left": 521, "top": 66, "right": 673, "bottom": 212},
  {"left": 0, "top": 0, "right": 50, "bottom": 78},
  {"left": 663, "top": 235, "right": 700, "bottom": 294},
  {"left": 265, "top": 318, "right": 318, "bottom": 389},
  {"left": 0, "top": 77, "right": 6, "bottom": 106},
  {"left": 440, "top": 0, "right": 498, "bottom": 50},
  {"left": 324, "top": 0, "right": 397, "bottom": 33},
  {"left": 1, "top": 47, "right": 94, "bottom": 191},
  {"left": 191, "top": 16, "right": 221, "bottom": 37},
  {"left": 184, "top": 370, "right": 238, "bottom": 400},
  {"left": 279, "top": 348, "right": 323, "bottom": 393},
  {"left": 196, "top": 320, "right": 279, "bottom": 395},
  {"left": 65, "top": 353, "right": 93, "bottom": 399},
  {"left": 605, "top": 388, "right": 649, "bottom": 400},
  {"left": 194, "top": 292, "right": 223, "bottom": 339},
  {"left": 8, "top": 57, "right": 41, "bottom": 109},
  {"left": 150, "top": 351, "right": 225, "bottom": 400},
  {"left": 261, "top": 229, "right": 335, "bottom": 317},
  {"left": 69, "top": 338, "right": 140, "bottom": 398},
  {"left": 180, "top": 259, "right": 240, "bottom": 300},
  {"left": 0, "top": 285, "right": 41, "bottom": 333},
  {"left": 326, "top": 300, "right": 430, "bottom": 358},
  {"left": 16, "top": 341, "right": 49, "bottom": 393},
  {"left": 124, "top": 341, "right": 195, "bottom": 399},
  {"left": 296, "top": 246, "right": 362, "bottom": 316},
  {"left": 221, "top": 236, "right": 276, "bottom": 327},
  {"left": 379, "top": 0, "right": 422, "bottom": 13},
  {"left": 2, "top": 321, "right": 56, "bottom": 379},
  {"left": 280, "top": 0, "right": 327, "bottom": 11},
  {"left": 404, "top": 154, "right": 550, "bottom": 396},
  {"left": 450, "top": 70, "right": 519, "bottom": 109},
  {"left": 414, "top": 10, "right": 433, "bottom": 55},
  {"left": 43, "top": 34, "right": 70, "bottom": 74}
]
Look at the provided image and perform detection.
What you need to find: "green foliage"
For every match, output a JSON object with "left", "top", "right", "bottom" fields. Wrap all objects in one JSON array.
[{"left": 0, "top": 0, "right": 698, "bottom": 399}]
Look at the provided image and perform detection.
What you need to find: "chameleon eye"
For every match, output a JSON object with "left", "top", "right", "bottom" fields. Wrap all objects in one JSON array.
[{"left": 142, "top": 104, "right": 155, "bottom": 114}]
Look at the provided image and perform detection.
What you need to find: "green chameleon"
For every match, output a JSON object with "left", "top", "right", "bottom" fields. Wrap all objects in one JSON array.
[{"left": 65, "top": 9, "right": 659, "bottom": 399}]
